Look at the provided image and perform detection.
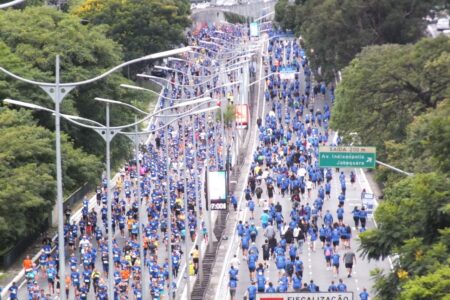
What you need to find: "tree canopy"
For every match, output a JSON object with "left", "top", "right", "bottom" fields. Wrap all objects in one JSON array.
[
  {"left": 71, "top": 0, "right": 191, "bottom": 73},
  {"left": 0, "top": 6, "right": 148, "bottom": 165},
  {"left": 275, "top": 0, "right": 443, "bottom": 81},
  {"left": 359, "top": 173, "right": 450, "bottom": 299},
  {"left": 0, "top": 0, "right": 177, "bottom": 254},
  {"left": 382, "top": 99, "right": 450, "bottom": 183},
  {"left": 0, "top": 108, "right": 102, "bottom": 251},
  {"left": 330, "top": 36, "right": 450, "bottom": 156},
  {"left": 359, "top": 173, "right": 449, "bottom": 260}
]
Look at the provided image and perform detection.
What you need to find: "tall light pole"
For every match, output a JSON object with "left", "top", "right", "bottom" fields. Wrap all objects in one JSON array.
[
  {"left": 119, "top": 115, "right": 149, "bottom": 297},
  {"left": 3, "top": 95, "right": 213, "bottom": 300},
  {"left": 163, "top": 122, "right": 175, "bottom": 300},
  {"left": 181, "top": 120, "right": 191, "bottom": 300},
  {"left": 0, "top": 47, "right": 191, "bottom": 300}
]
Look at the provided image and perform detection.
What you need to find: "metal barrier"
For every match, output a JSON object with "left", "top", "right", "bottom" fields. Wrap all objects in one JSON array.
[
  {"left": 63, "top": 182, "right": 94, "bottom": 211},
  {"left": 0, "top": 219, "right": 49, "bottom": 268},
  {"left": 0, "top": 183, "right": 94, "bottom": 269}
]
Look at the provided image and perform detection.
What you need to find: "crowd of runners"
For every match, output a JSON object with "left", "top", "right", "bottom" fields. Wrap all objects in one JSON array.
[
  {"left": 4, "top": 20, "right": 375, "bottom": 300},
  {"left": 8, "top": 22, "right": 247, "bottom": 300},
  {"left": 227, "top": 31, "right": 371, "bottom": 300}
]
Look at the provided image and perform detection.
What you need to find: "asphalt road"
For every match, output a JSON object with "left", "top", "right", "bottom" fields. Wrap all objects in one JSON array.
[
  {"left": 230, "top": 38, "right": 391, "bottom": 300},
  {"left": 13, "top": 26, "right": 247, "bottom": 300}
]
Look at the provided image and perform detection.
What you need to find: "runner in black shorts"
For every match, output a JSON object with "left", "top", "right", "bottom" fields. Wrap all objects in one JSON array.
[{"left": 343, "top": 251, "right": 356, "bottom": 278}]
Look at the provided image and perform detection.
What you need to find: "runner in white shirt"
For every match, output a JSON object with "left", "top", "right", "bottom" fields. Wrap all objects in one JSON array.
[
  {"left": 230, "top": 254, "right": 240, "bottom": 270},
  {"left": 306, "top": 180, "right": 313, "bottom": 199}
]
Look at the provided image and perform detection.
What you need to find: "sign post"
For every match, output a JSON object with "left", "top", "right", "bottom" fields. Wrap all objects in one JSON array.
[
  {"left": 319, "top": 146, "right": 376, "bottom": 168},
  {"left": 206, "top": 170, "right": 228, "bottom": 210}
]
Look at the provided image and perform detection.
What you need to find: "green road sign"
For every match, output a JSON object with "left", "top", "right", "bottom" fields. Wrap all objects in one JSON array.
[{"left": 319, "top": 146, "right": 376, "bottom": 168}]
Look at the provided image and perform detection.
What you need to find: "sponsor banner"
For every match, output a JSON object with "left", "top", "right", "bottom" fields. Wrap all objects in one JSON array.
[
  {"left": 235, "top": 104, "right": 248, "bottom": 128},
  {"left": 206, "top": 171, "right": 227, "bottom": 210},
  {"left": 256, "top": 292, "right": 354, "bottom": 300}
]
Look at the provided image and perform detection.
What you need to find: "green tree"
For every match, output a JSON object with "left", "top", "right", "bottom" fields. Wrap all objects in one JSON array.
[
  {"left": 384, "top": 99, "right": 450, "bottom": 179},
  {"left": 223, "top": 104, "right": 236, "bottom": 128},
  {"left": 72, "top": 0, "right": 191, "bottom": 73},
  {"left": 0, "top": 108, "right": 102, "bottom": 251},
  {"left": 359, "top": 173, "right": 450, "bottom": 260},
  {"left": 330, "top": 37, "right": 450, "bottom": 155},
  {"left": 359, "top": 173, "right": 450, "bottom": 299},
  {"left": 400, "top": 265, "right": 450, "bottom": 300},
  {"left": 274, "top": 0, "right": 296, "bottom": 31},
  {"left": 0, "top": 6, "right": 145, "bottom": 166},
  {"left": 275, "top": 0, "right": 443, "bottom": 81},
  {"left": 223, "top": 12, "right": 246, "bottom": 24}
]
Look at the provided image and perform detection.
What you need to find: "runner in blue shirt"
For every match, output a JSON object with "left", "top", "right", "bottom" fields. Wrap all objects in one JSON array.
[
  {"left": 248, "top": 252, "right": 258, "bottom": 281},
  {"left": 265, "top": 282, "right": 276, "bottom": 293},
  {"left": 46, "top": 265, "right": 57, "bottom": 294},
  {"left": 229, "top": 277, "right": 238, "bottom": 300},
  {"left": 70, "top": 267, "right": 80, "bottom": 290},
  {"left": 328, "top": 280, "right": 338, "bottom": 291},
  {"left": 292, "top": 273, "right": 302, "bottom": 292},
  {"left": 8, "top": 282, "right": 18, "bottom": 300},
  {"left": 359, "top": 287, "right": 370, "bottom": 300},
  {"left": 359, "top": 207, "right": 368, "bottom": 229},
  {"left": 352, "top": 206, "right": 360, "bottom": 229},
  {"left": 332, "top": 253, "right": 340, "bottom": 276},
  {"left": 324, "top": 210, "right": 333, "bottom": 226},
  {"left": 256, "top": 270, "right": 266, "bottom": 292},
  {"left": 308, "top": 280, "right": 318, "bottom": 292},
  {"left": 324, "top": 242, "right": 333, "bottom": 270},
  {"left": 337, "top": 278, "right": 347, "bottom": 291},
  {"left": 229, "top": 266, "right": 238, "bottom": 281},
  {"left": 337, "top": 204, "right": 344, "bottom": 222},
  {"left": 247, "top": 282, "right": 257, "bottom": 300}
]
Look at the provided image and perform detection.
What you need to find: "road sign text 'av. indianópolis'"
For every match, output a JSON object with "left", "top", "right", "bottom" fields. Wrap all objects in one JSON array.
[{"left": 319, "top": 146, "right": 376, "bottom": 168}]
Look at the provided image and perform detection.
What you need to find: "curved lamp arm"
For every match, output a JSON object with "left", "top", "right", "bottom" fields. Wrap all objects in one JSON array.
[
  {"left": 0, "top": 0, "right": 25, "bottom": 9},
  {"left": 121, "top": 81, "right": 241, "bottom": 102},
  {"left": 137, "top": 65, "right": 244, "bottom": 88},
  {"left": 4, "top": 96, "right": 214, "bottom": 130},
  {"left": 0, "top": 47, "right": 191, "bottom": 87},
  {"left": 122, "top": 106, "right": 220, "bottom": 135},
  {"left": 94, "top": 97, "right": 149, "bottom": 115}
]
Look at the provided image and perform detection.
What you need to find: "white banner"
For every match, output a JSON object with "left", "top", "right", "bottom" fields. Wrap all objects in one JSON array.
[{"left": 256, "top": 292, "right": 354, "bottom": 300}]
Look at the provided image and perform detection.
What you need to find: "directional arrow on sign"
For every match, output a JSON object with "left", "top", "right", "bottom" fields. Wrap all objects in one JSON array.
[{"left": 366, "top": 157, "right": 373, "bottom": 163}]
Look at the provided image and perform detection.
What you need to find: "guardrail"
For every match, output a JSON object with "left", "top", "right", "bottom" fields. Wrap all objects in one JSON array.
[
  {"left": 0, "top": 174, "right": 121, "bottom": 300},
  {"left": 0, "top": 183, "right": 93, "bottom": 269},
  {"left": 0, "top": 221, "right": 49, "bottom": 269}
]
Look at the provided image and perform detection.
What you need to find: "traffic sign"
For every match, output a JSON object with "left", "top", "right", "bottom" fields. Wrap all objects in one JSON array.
[
  {"left": 319, "top": 146, "right": 376, "bottom": 168},
  {"left": 255, "top": 292, "right": 354, "bottom": 300}
]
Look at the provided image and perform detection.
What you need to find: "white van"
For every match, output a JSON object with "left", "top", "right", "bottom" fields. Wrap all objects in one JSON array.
[{"left": 436, "top": 18, "right": 450, "bottom": 31}]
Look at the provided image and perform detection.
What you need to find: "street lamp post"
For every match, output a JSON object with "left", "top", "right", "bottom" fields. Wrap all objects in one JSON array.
[
  {"left": 3, "top": 94, "right": 213, "bottom": 300},
  {"left": 163, "top": 124, "right": 174, "bottom": 300},
  {"left": 120, "top": 115, "right": 149, "bottom": 297},
  {"left": 191, "top": 115, "right": 203, "bottom": 281},
  {"left": 0, "top": 47, "right": 191, "bottom": 300},
  {"left": 181, "top": 120, "right": 191, "bottom": 300}
]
